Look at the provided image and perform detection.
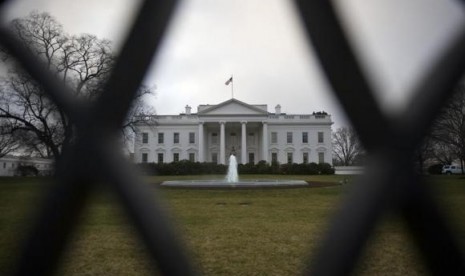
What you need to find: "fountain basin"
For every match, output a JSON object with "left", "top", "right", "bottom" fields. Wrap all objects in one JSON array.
[{"left": 160, "top": 179, "right": 309, "bottom": 188}]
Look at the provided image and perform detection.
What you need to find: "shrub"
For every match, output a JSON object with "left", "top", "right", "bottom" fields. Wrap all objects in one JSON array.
[
  {"left": 428, "top": 163, "right": 443, "bottom": 175},
  {"left": 15, "top": 165, "right": 39, "bottom": 176},
  {"left": 318, "top": 163, "right": 335, "bottom": 175},
  {"left": 256, "top": 160, "right": 271, "bottom": 174},
  {"left": 307, "top": 163, "right": 320, "bottom": 174},
  {"left": 134, "top": 161, "right": 334, "bottom": 175}
]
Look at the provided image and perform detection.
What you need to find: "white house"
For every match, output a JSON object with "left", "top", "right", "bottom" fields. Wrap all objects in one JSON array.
[{"left": 134, "top": 99, "right": 333, "bottom": 165}]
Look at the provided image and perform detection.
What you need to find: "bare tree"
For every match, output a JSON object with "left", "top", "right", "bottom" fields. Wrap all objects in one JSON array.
[
  {"left": 431, "top": 83, "right": 465, "bottom": 173},
  {"left": 0, "top": 11, "right": 153, "bottom": 159},
  {"left": 332, "top": 126, "right": 364, "bottom": 166},
  {"left": 0, "top": 121, "right": 20, "bottom": 157},
  {"left": 414, "top": 134, "right": 435, "bottom": 173}
]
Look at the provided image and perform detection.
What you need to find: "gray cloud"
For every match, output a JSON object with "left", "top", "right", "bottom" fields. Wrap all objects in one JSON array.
[{"left": 3, "top": 0, "right": 464, "bottom": 128}]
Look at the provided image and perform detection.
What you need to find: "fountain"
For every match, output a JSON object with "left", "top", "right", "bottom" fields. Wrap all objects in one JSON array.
[
  {"left": 160, "top": 152, "right": 308, "bottom": 188},
  {"left": 226, "top": 154, "right": 238, "bottom": 183}
]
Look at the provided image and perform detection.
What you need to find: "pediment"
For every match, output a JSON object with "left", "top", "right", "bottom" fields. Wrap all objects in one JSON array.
[{"left": 198, "top": 99, "right": 268, "bottom": 116}]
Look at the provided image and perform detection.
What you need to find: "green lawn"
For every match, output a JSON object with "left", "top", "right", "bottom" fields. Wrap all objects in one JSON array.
[{"left": 0, "top": 175, "right": 463, "bottom": 275}]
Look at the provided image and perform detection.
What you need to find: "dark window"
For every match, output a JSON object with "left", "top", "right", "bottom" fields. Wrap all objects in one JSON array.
[
  {"left": 303, "top": 152, "right": 309, "bottom": 164},
  {"left": 157, "top": 153, "right": 164, "bottom": 163},
  {"left": 272, "top": 152, "right": 278, "bottom": 163},
  {"left": 287, "top": 132, "right": 293, "bottom": 143},
  {"left": 318, "top": 152, "right": 325, "bottom": 164},
  {"left": 302, "top": 132, "right": 308, "bottom": 143},
  {"left": 173, "top": 133, "right": 179, "bottom": 144},
  {"left": 142, "top": 132, "right": 148, "bottom": 144},
  {"left": 189, "top": 153, "right": 195, "bottom": 162},
  {"left": 158, "top": 133, "right": 164, "bottom": 144},
  {"left": 271, "top": 132, "right": 277, "bottom": 143},
  {"left": 318, "top": 132, "right": 324, "bottom": 143},
  {"left": 287, "top": 152, "right": 293, "bottom": 163},
  {"left": 173, "top": 153, "right": 179, "bottom": 162},
  {"left": 189, "top": 132, "right": 195, "bottom": 144},
  {"left": 142, "top": 153, "right": 148, "bottom": 163},
  {"left": 248, "top": 152, "right": 255, "bottom": 164}
]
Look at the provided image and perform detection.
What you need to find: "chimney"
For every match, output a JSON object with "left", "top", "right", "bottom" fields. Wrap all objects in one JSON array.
[
  {"left": 185, "top": 105, "right": 192, "bottom": 115},
  {"left": 275, "top": 104, "right": 281, "bottom": 115}
]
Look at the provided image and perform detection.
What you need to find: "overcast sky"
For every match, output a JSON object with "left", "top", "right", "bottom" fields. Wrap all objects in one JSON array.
[{"left": 2, "top": 0, "right": 465, "bottom": 128}]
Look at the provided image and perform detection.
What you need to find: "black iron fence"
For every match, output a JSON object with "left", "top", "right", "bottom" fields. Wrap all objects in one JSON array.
[{"left": 0, "top": 0, "right": 463, "bottom": 275}]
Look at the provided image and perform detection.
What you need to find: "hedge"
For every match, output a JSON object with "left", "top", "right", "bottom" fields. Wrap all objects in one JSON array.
[{"left": 136, "top": 160, "right": 334, "bottom": 176}]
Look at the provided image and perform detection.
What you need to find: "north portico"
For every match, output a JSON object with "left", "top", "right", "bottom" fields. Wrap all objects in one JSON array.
[{"left": 134, "top": 98, "right": 333, "bottom": 165}]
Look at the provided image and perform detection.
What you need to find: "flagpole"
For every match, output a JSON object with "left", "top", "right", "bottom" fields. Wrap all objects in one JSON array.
[
  {"left": 231, "top": 74, "right": 234, "bottom": 99},
  {"left": 225, "top": 75, "right": 234, "bottom": 99}
]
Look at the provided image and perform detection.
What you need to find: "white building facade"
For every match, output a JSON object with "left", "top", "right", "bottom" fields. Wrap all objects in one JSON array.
[
  {"left": 0, "top": 156, "right": 54, "bottom": 176},
  {"left": 134, "top": 99, "right": 333, "bottom": 165}
]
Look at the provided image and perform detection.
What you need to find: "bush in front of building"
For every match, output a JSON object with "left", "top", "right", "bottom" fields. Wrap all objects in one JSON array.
[
  {"left": 135, "top": 160, "right": 334, "bottom": 175},
  {"left": 15, "top": 165, "right": 39, "bottom": 176},
  {"left": 427, "top": 163, "right": 443, "bottom": 175},
  {"left": 278, "top": 162, "right": 332, "bottom": 175}
]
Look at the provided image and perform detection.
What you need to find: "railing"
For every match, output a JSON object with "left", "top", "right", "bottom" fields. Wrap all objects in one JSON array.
[{"left": 0, "top": 0, "right": 463, "bottom": 275}]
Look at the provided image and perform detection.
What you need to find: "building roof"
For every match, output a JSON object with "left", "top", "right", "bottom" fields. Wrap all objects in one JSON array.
[{"left": 197, "top": 98, "right": 269, "bottom": 115}]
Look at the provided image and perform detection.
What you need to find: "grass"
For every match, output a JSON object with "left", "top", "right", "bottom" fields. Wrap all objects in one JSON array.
[{"left": 0, "top": 175, "right": 463, "bottom": 275}]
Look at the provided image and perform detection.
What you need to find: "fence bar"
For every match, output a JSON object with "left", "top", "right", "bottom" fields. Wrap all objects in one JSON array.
[
  {"left": 294, "top": 0, "right": 392, "bottom": 150},
  {"left": 401, "top": 175, "right": 465, "bottom": 275},
  {"left": 295, "top": 0, "right": 465, "bottom": 275},
  {"left": 397, "top": 27, "right": 465, "bottom": 145},
  {"left": 14, "top": 137, "right": 99, "bottom": 275},
  {"left": 98, "top": 138, "right": 197, "bottom": 275},
  {"left": 0, "top": 0, "right": 464, "bottom": 275},
  {"left": 94, "top": 0, "right": 179, "bottom": 131}
]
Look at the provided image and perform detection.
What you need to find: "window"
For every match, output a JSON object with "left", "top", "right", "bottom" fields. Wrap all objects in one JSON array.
[
  {"left": 303, "top": 152, "right": 309, "bottom": 164},
  {"left": 248, "top": 152, "right": 255, "bottom": 164},
  {"left": 287, "top": 132, "right": 293, "bottom": 143},
  {"left": 2, "top": 162, "right": 5, "bottom": 169},
  {"left": 173, "top": 153, "right": 179, "bottom": 162},
  {"left": 173, "top": 133, "right": 179, "bottom": 144},
  {"left": 302, "top": 132, "right": 308, "bottom": 143},
  {"left": 287, "top": 152, "right": 293, "bottom": 163},
  {"left": 272, "top": 152, "right": 278, "bottom": 163},
  {"left": 212, "top": 133, "right": 218, "bottom": 144},
  {"left": 142, "top": 153, "right": 148, "bottom": 163},
  {"left": 158, "top": 133, "right": 164, "bottom": 144},
  {"left": 189, "top": 153, "right": 195, "bottom": 162},
  {"left": 157, "top": 153, "right": 164, "bottom": 163},
  {"left": 318, "top": 152, "right": 325, "bottom": 164},
  {"left": 142, "top": 132, "right": 148, "bottom": 144},
  {"left": 271, "top": 132, "right": 277, "bottom": 143},
  {"left": 212, "top": 153, "right": 218, "bottom": 164},
  {"left": 318, "top": 132, "right": 324, "bottom": 143},
  {"left": 189, "top": 132, "right": 195, "bottom": 144}
]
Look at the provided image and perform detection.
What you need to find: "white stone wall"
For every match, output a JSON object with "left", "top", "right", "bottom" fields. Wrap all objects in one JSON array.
[
  {"left": 266, "top": 125, "right": 332, "bottom": 164},
  {"left": 135, "top": 122, "right": 332, "bottom": 165},
  {"left": 135, "top": 124, "right": 198, "bottom": 163},
  {"left": 133, "top": 100, "right": 333, "bottom": 165}
]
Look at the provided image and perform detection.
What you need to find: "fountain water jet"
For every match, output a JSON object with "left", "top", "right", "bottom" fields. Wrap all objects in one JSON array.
[{"left": 226, "top": 154, "right": 238, "bottom": 183}]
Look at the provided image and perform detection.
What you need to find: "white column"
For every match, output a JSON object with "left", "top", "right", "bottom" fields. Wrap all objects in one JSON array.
[
  {"left": 241, "top": 121, "right": 247, "bottom": 164},
  {"left": 220, "top": 121, "right": 225, "bottom": 164},
  {"left": 262, "top": 121, "right": 268, "bottom": 162},
  {"left": 198, "top": 122, "right": 204, "bottom": 162}
]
